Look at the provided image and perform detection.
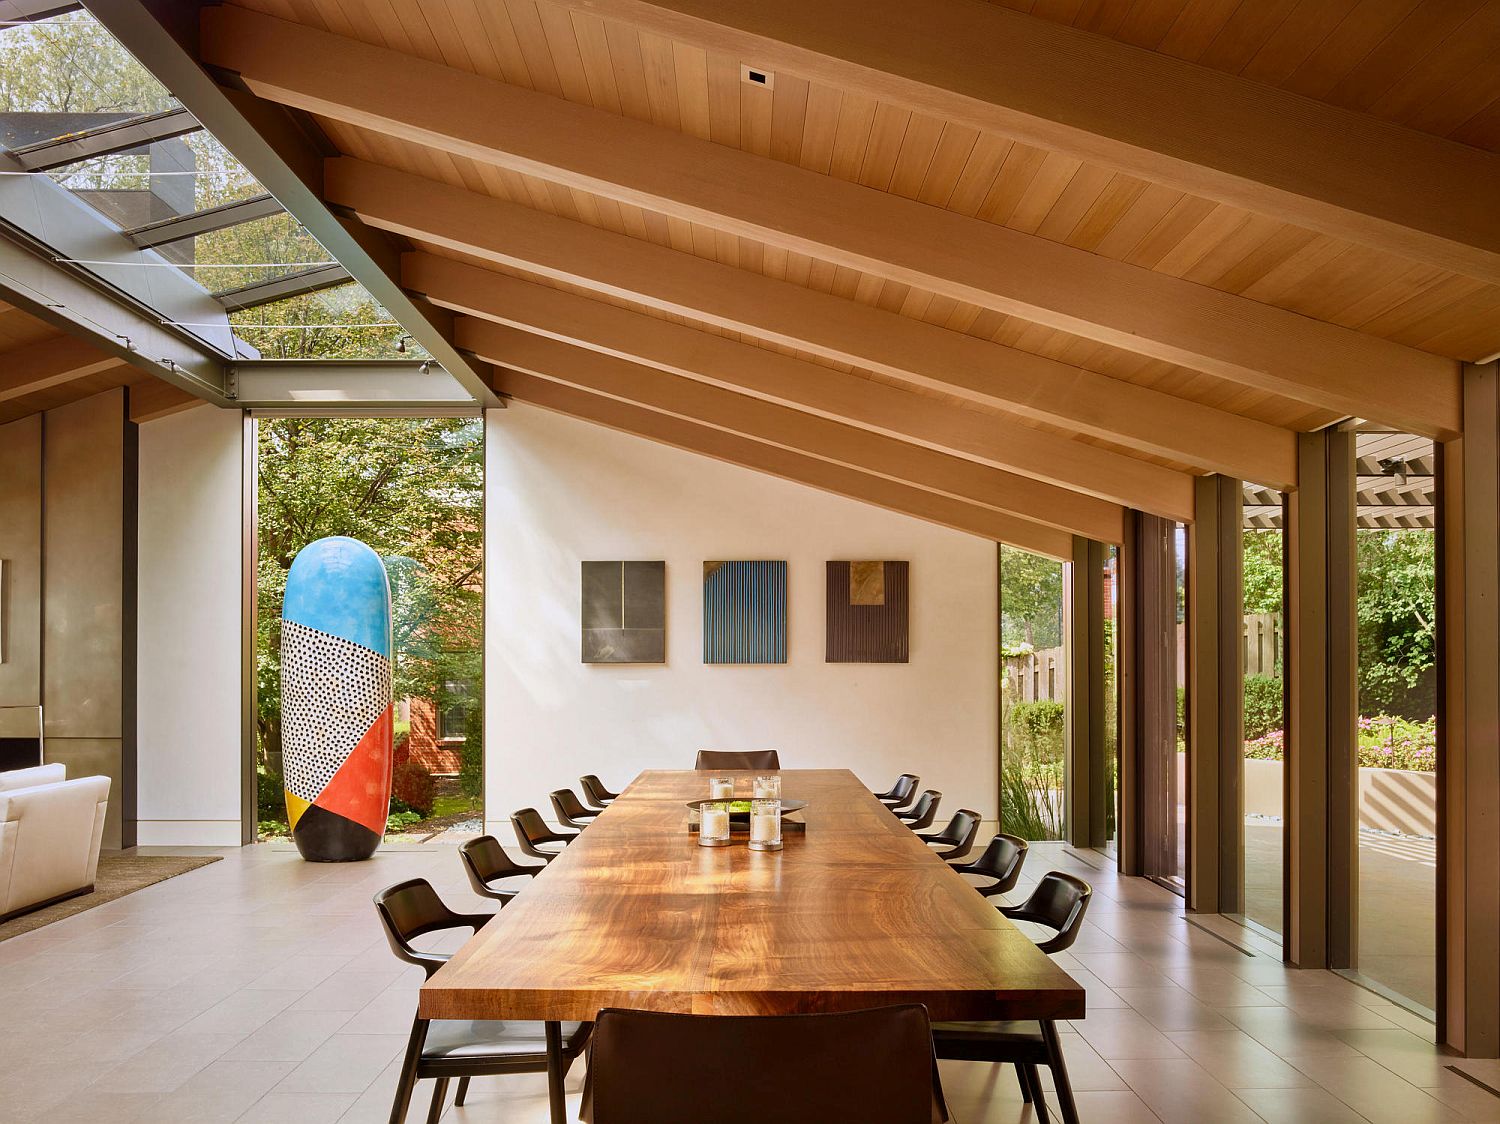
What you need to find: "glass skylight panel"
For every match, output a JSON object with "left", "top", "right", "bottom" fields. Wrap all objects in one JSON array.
[
  {"left": 0, "top": 9, "right": 178, "bottom": 151},
  {"left": 228, "top": 283, "right": 414, "bottom": 361}
]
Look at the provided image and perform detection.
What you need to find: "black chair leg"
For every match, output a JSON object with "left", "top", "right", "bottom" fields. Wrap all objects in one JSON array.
[
  {"left": 426, "top": 1077, "right": 450, "bottom": 1124},
  {"left": 545, "top": 1021, "right": 565, "bottom": 1124},
  {"left": 1016, "top": 1062, "right": 1032, "bottom": 1102},
  {"left": 454, "top": 1075, "right": 470, "bottom": 1106},
  {"left": 389, "top": 1018, "right": 429, "bottom": 1124},
  {"left": 1024, "top": 1064, "right": 1050, "bottom": 1123},
  {"left": 1041, "top": 1021, "right": 1079, "bottom": 1124}
]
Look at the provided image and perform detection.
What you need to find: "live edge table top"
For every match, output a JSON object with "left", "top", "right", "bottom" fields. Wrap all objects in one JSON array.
[{"left": 420, "top": 770, "right": 1085, "bottom": 1023}]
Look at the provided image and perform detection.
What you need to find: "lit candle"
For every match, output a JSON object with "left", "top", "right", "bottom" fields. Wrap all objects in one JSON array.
[
  {"left": 749, "top": 799, "right": 782, "bottom": 851},
  {"left": 709, "top": 777, "right": 734, "bottom": 799},
  {"left": 699, "top": 804, "right": 731, "bottom": 845}
]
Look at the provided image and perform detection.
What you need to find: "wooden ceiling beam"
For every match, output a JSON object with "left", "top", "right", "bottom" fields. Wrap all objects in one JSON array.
[
  {"left": 0, "top": 335, "right": 128, "bottom": 404},
  {"left": 495, "top": 369, "right": 1075, "bottom": 559},
  {"left": 459, "top": 317, "right": 1123, "bottom": 543},
  {"left": 128, "top": 379, "right": 209, "bottom": 423},
  {"left": 568, "top": 0, "right": 1500, "bottom": 287},
  {"left": 331, "top": 160, "right": 1296, "bottom": 488},
  {"left": 201, "top": 6, "right": 1462, "bottom": 439},
  {"left": 418, "top": 254, "right": 1193, "bottom": 521}
]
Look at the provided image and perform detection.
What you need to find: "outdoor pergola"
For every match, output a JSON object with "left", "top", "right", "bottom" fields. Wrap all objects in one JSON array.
[{"left": 2, "top": 0, "right": 1499, "bottom": 1059}]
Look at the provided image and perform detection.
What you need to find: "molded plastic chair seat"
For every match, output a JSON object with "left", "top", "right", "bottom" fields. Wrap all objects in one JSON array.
[
  {"left": 895, "top": 790, "right": 941, "bottom": 830},
  {"left": 580, "top": 775, "right": 619, "bottom": 807},
  {"left": 512, "top": 807, "right": 578, "bottom": 862},
  {"left": 460, "top": 835, "right": 543, "bottom": 904},
  {"left": 550, "top": 788, "right": 602, "bottom": 830},
  {"left": 951, "top": 834, "right": 1029, "bottom": 897},
  {"left": 694, "top": 749, "right": 781, "bottom": 771},
  {"left": 875, "top": 773, "right": 920, "bottom": 810},
  {"left": 374, "top": 878, "right": 591, "bottom": 1124},
  {"left": 916, "top": 809, "right": 981, "bottom": 861},
  {"left": 931, "top": 871, "right": 1094, "bottom": 1124}
]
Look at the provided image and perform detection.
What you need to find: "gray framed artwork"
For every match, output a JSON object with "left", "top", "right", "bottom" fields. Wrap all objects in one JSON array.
[{"left": 582, "top": 561, "right": 666, "bottom": 664}]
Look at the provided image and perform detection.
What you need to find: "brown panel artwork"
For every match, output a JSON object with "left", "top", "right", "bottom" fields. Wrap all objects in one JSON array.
[{"left": 826, "top": 561, "right": 909, "bottom": 663}]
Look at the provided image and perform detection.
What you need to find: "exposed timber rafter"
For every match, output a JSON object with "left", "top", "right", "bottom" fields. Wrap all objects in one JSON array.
[
  {"left": 415, "top": 254, "right": 1194, "bottom": 521},
  {"left": 0, "top": 334, "right": 129, "bottom": 403},
  {"left": 85, "top": 0, "right": 496, "bottom": 407},
  {"left": 129, "top": 379, "right": 207, "bottom": 423},
  {"left": 330, "top": 159, "right": 1297, "bottom": 488},
  {"left": 496, "top": 369, "right": 1074, "bottom": 559},
  {"left": 458, "top": 316, "right": 1123, "bottom": 543},
  {"left": 201, "top": 5, "right": 1461, "bottom": 439},
  {"left": 568, "top": 0, "right": 1500, "bottom": 287}
]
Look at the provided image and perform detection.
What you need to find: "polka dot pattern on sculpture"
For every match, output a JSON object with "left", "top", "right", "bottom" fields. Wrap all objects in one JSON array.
[{"left": 280, "top": 619, "right": 391, "bottom": 803}]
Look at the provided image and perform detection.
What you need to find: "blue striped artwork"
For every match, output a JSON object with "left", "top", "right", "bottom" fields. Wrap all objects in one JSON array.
[{"left": 703, "top": 561, "right": 787, "bottom": 664}]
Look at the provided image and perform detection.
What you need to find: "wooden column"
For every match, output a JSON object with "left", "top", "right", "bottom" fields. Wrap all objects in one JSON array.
[
  {"left": 1188, "top": 475, "right": 1244, "bottom": 914},
  {"left": 1117, "top": 512, "right": 1143, "bottom": 876},
  {"left": 1286, "top": 429, "right": 1356, "bottom": 967},
  {"left": 1440, "top": 361, "right": 1500, "bottom": 1057},
  {"left": 1065, "top": 536, "right": 1107, "bottom": 848}
]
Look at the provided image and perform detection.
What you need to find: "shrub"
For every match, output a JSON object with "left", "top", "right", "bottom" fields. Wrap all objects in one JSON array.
[
  {"left": 1242, "top": 675, "right": 1283, "bottom": 740},
  {"left": 391, "top": 761, "right": 435, "bottom": 817},
  {"left": 257, "top": 767, "right": 287, "bottom": 825},
  {"left": 459, "top": 701, "right": 483, "bottom": 802},
  {"left": 386, "top": 809, "right": 423, "bottom": 833},
  {"left": 1245, "top": 715, "right": 1436, "bottom": 772},
  {"left": 1000, "top": 761, "right": 1064, "bottom": 840}
]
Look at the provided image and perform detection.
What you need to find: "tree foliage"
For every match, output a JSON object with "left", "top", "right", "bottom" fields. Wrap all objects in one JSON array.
[
  {"left": 256, "top": 418, "right": 484, "bottom": 770},
  {"left": 1356, "top": 529, "right": 1436, "bottom": 719},
  {"left": 999, "top": 546, "right": 1063, "bottom": 653}
]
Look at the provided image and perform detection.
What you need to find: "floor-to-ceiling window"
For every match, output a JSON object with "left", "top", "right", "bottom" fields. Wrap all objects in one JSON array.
[
  {"left": 1351, "top": 433, "right": 1437, "bottom": 1012},
  {"left": 254, "top": 417, "right": 485, "bottom": 843},
  {"left": 1240, "top": 513, "right": 1285, "bottom": 936},
  {"left": 999, "top": 544, "right": 1066, "bottom": 840},
  {"left": 1103, "top": 546, "right": 1120, "bottom": 853}
]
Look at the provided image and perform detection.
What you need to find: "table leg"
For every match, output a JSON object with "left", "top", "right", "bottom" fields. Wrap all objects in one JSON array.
[{"left": 545, "top": 1020, "right": 565, "bottom": 1124}]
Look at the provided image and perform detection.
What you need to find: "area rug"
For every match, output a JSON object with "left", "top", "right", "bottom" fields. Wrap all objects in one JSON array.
[{"left": 0, "top": 854, "right": 222, "bottom": 941}]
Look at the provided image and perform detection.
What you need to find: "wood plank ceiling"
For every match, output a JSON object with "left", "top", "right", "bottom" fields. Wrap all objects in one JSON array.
[
  {"left": 0, "top": 304, "right": 203, "bottom": 426},
  {"left": 195, "top": 0, "right": 1495, "bottom": 554}
]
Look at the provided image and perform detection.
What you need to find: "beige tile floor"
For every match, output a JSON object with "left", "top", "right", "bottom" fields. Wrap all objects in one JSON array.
[{"left": 2, "top": 841, "right": 1497, "bottom": 1123}]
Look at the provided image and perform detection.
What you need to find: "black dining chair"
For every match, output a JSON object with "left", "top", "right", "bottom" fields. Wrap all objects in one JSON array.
[
  {"left": 459, "top": 835, "right": 544, "bottom": 904},
  {"left": 512, "top": 807, "right": 578, "bottom": 863},
  {"left": 932, "top": 872, "right": 1094, "bottom": 1124},
  {"left": 550, "top": 788, "right": 603, "bottom": 830},
  {"left": 375, "top": 878, "right": 592, "bottom": 1124},
  {"left": 875, "top": 773, "right": 920, "bottom": 811},
  {"left": 581, "top": 1005, "right": 948, "bottom": 1123},
  {"left": 950, "top": 833, "right": 1029, "bottom": 897},
  {"left": 579, "top": 775, "right": 620, "bottom": 808},
  {"left": 895, "top": 789, "right": 941, "bottom": 830},
  {"left": 694, "top": 749, "right": 781, "bottom": 771},
  {"left": 916, "top": 809, "right": 981, "bottom": 861}
]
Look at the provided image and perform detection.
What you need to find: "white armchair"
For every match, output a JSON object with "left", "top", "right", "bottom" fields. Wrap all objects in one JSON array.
[{"left": 0, "top": 765, "right": 110, "bottom": 920}]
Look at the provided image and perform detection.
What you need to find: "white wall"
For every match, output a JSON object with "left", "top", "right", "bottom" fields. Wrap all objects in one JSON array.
[
  {"left": 136, "top": 406, "right": 244, "bottom": 846},
  {"left": 484, "top": 405, "right": 999, "bottom": 834}
]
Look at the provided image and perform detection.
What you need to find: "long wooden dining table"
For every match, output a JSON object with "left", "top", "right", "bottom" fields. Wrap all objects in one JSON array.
[{"left": 423, "top": 769, "right": 1085, "bottom": 1122}]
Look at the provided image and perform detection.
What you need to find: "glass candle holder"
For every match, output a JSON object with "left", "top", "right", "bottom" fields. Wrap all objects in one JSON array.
[
  {"left": 698, "top": 801, "right": 733, "bottom": 847},
  {"left": 708, "top": 776, "right": 735, "bottom": 800},
  {"left": 752, "top": 774, "right": 781, "bottom": 800},
  {"left": 748, "top": 799, "right": 783, "bottom": 851}
]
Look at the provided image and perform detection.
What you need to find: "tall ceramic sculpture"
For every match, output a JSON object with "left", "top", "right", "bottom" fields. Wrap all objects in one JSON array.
[{"left": 280, "top": 537, "right": 393, "bottom": 861}]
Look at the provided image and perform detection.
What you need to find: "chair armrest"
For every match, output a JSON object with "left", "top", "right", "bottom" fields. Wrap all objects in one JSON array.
[{"left": 0, "top": 763, "right": 66, "bottom": 793}]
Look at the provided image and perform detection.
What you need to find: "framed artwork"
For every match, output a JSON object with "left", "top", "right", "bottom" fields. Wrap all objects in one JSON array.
[
  {"left": 582, "top": 561, "right": 666, "bottom": 663},
  {"left": 826, "top": 560, "right": 909, "bottom": 663},
  {"left": 703, "top": 560, "right": 787, "bottom": 664}
]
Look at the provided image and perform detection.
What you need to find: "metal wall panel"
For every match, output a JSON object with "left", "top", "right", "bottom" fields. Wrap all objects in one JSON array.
[
  {"left": 43, "top": 389, "right": 125, "bottom": 740},
  {"left": 0, "top": 415, "right": 42, "bottom": 730}
]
